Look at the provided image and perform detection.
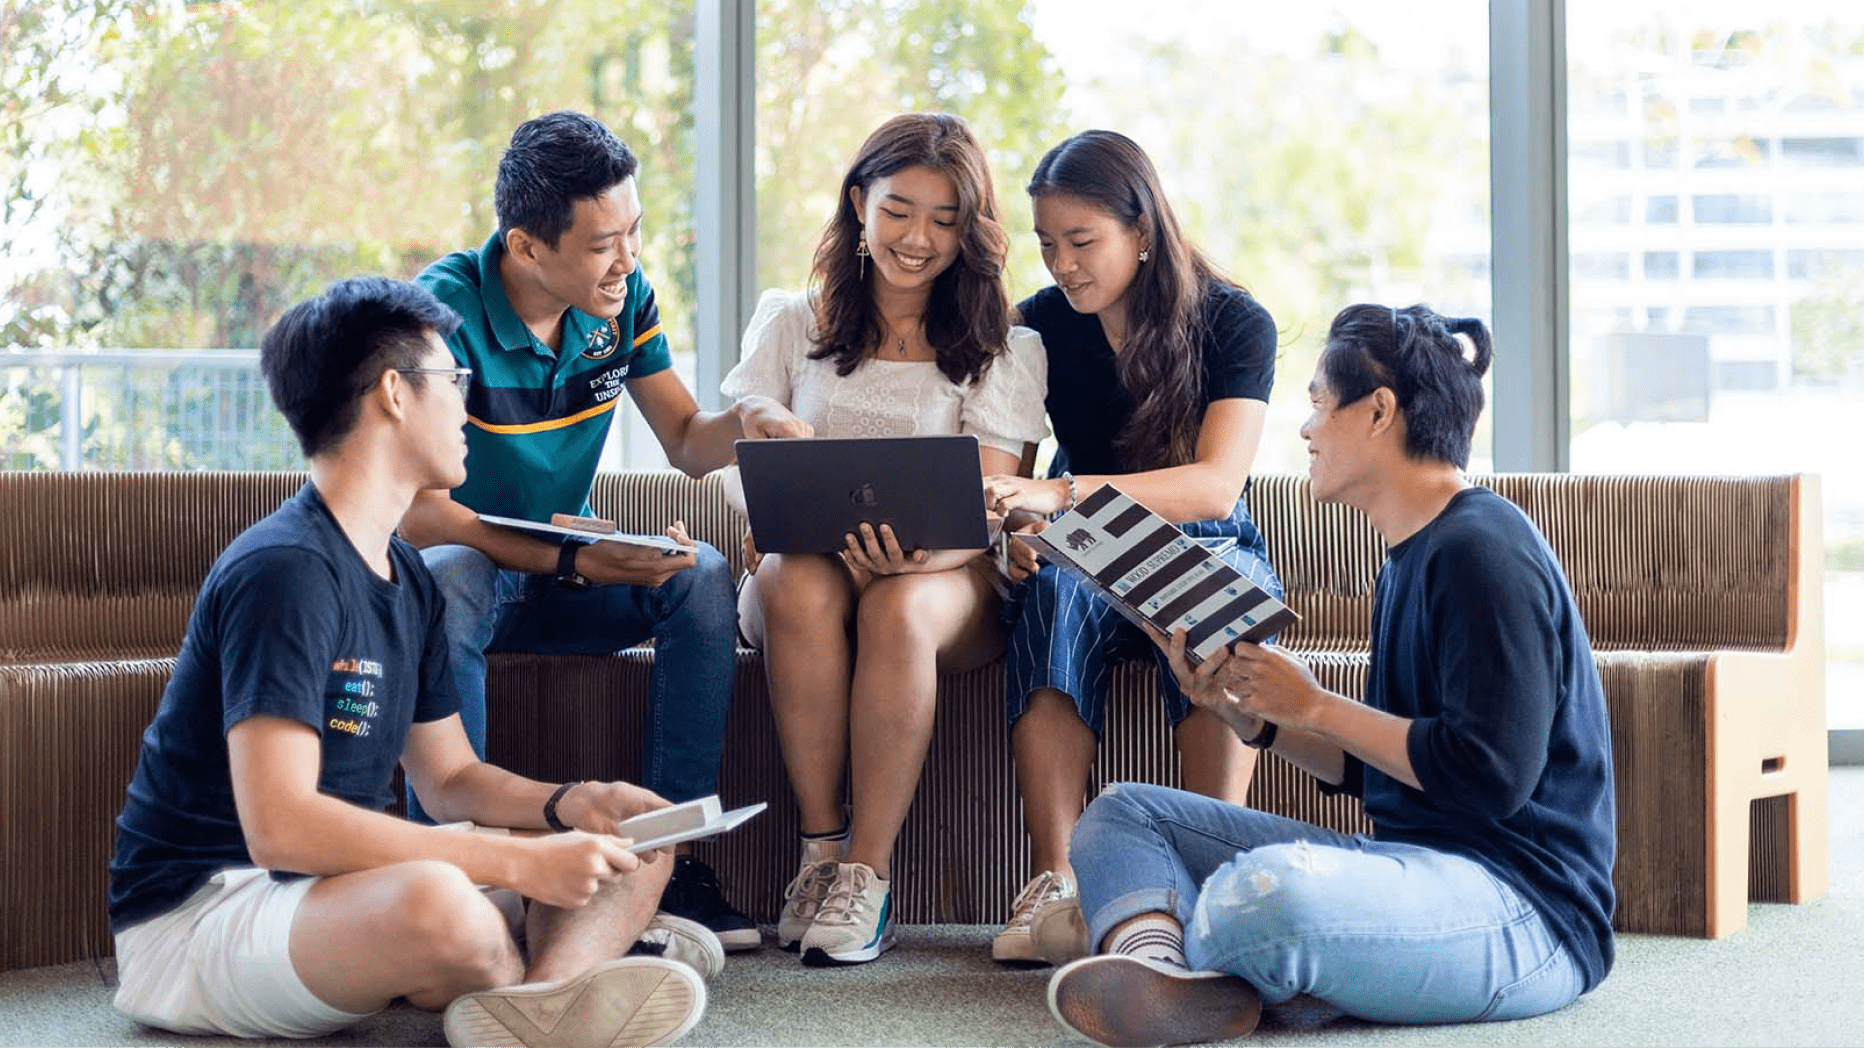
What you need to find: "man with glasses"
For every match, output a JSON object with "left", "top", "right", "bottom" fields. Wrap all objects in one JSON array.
[
  {"left": 397, "top": 365, "right": 475, "bottom": 397},
  {"left": 108, "top": 277, "right": 714, "bottom": 1047},
  {"left": 402, "top": 110, "right": 806, "bottom": 951}
]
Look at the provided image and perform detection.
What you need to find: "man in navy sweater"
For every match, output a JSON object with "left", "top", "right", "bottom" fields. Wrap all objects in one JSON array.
[{"left": 1038, "top": 304, "right": 1617, "bottom": 1048}]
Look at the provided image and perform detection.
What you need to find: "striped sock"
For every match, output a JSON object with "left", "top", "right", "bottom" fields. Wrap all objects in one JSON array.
[{"left": 1105, "top": 915, "right": 1188, "bottom": 969}]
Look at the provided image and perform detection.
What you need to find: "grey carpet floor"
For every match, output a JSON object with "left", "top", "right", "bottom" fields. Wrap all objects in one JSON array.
[{"left": 6, "top": 767, "right": 1863, "bottom": 1047}]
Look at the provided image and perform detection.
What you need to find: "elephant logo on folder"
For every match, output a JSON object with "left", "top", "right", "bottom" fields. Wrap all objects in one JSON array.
[{"left": 1065, "top": 529, "right": 1097, "bottom": 552}]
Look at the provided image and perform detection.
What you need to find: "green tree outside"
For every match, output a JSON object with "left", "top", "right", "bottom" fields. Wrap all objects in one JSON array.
[
  {"left": 4, "top": 0, "right": 1069, "bottom": 469},
  {"left": 753, "top": 0, "right": 1067, "bottom": 303}
]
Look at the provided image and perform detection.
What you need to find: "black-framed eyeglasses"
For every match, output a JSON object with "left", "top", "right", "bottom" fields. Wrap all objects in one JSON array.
[{"left": 396, "top": 367, "right": 473, "bottom": 398}]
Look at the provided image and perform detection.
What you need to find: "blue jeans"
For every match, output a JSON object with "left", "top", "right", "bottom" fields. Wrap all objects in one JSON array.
[
  {"left": 411, "top": 543, "right": 738, "bottom": 820},
  {"left": 1070, "top": 782, "right": 1587, "bottom": 1025}
]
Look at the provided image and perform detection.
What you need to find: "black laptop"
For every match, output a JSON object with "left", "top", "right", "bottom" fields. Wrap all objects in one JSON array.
[{"left": 734, "top": 435, "right": 992, "bottom": 554}]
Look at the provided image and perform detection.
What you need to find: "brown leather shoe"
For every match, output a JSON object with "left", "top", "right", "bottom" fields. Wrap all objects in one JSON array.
[
  {"left": 1048, "top": 953, "right": 1261, "bottom": 1048},
  {"left": 443, "top": 956, "right": 705, "bottom": 1048}
]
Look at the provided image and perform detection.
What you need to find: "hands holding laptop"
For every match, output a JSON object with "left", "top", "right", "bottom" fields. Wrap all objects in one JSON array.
[
  {"left": 743, "top": 521, "right": 968, "bottom": 577},
  {"left": 841, "top": 521, "right": 943, "bottom": 575}
]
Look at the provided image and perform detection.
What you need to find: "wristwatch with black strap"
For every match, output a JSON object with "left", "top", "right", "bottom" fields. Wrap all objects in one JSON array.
[
  {"left": 555, "top": 536, "right": 592, "bottom": 590},
  {"left": 1240, "top": 718, "right": 1278, "bottom": 750},
  {"left": 543, "top": 780, "right": 581, "bottom": 832}
]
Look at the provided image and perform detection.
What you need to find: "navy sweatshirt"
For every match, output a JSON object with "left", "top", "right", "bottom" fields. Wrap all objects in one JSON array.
[{"left": 1337, "top": 486, "right": 1617, "bottom": 990}]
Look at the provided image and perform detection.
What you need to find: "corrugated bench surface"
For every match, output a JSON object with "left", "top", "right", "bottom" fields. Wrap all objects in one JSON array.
[{"left": 0, "top": 470, "right": 1826, "bottom": 970}]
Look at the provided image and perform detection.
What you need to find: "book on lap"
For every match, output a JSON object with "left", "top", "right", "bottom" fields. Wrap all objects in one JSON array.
[{"left": 1015, "top": 484, "right": 1298, "bottom": 663}]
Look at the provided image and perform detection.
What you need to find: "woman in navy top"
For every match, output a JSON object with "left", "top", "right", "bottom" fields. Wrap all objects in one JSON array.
[{"left": 982, "top": 130, "right": 1283, "bottom": 964}]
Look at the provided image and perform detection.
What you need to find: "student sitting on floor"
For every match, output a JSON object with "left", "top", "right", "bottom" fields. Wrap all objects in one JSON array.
[
  {"left": 1039, "top": 304, "right": 1616, "bottom": 1048},
  {"left": 107, "top": 277, "right": 716, "bottom": 1048}
]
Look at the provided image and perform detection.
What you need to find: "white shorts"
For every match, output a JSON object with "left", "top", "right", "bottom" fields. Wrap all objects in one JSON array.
[{"left": 113, "top": 866, "right": 373, "bottom": 1039}]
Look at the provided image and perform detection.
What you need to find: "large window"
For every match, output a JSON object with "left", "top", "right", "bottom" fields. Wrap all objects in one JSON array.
[
  {"left": 753, "top": 0, "right": 1492, "bottom": 475},
  {"left": 2, "top": 0, "right": 695, "bottom": 471},
  {"left": 1566, "top": 3, "right": 1864, "bottom": 730},
  {"left": 8, "top": 1, "right": 1490, "bottom": 477}
]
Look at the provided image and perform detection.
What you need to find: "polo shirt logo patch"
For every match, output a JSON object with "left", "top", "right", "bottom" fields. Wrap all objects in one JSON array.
[{"left": 583, "top": 318, "right": 622, "bottom": 360}]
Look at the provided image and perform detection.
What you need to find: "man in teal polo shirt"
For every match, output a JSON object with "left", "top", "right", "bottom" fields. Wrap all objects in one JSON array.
[{"left": 402, "top": 111, "right": 807, "bottom": 953}]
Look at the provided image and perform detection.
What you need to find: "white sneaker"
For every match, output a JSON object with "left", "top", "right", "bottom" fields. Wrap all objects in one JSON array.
[
  {"left": 631, "top": 912, "right": 725, "bottom": 981},
  {"left": 799, "top": 862, "right": 895, "bottom": 966},
  {"left": 444, "top": 955, "right": 705, "bottom": 1048},
  {"left": 776, "top": 836, "right": 847, "bottom": 952},
  {"left": 991, "top": 870, "right": 1076, "bottom": 965}
]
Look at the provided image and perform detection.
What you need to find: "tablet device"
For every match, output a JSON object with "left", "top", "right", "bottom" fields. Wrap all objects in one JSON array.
[
  {"left": 616, "top": 797, "right": 768, "bottom": 854},
  {"left": 734, "top": 435, "right": 992, "bottom": 554},
  {"left": 477, "top": 513, "right": 686, "bottom": 555}
]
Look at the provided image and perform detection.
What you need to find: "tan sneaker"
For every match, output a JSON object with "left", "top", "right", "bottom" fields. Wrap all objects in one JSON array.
[
  {"left": 799, "top": 862, "right": 895, "bottom": 966},
  {"left": 1030, "top": 896, "right": 1090, "bottom": 965},
  {"left": 776, "top": 836, "right": 847, "bottom": 952},
  {"left": 443, "top": 955, "right": 705, "bottom": 1048},
  {"left": 991, "top": 870, "right": 1076, "bottom": 965}
]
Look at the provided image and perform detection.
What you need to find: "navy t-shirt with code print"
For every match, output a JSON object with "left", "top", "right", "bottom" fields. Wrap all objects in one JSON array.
[{"left": 108, "top": 482, "right": 458, "bottom": 933}]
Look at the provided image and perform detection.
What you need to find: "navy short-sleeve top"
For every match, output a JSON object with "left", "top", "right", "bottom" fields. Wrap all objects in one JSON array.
[
  {"left": 107, "top": 483, "right": 458, "bottom": 933},
  {"left": 1015, "top": 281, "right": 1276, "bottom": 475}
]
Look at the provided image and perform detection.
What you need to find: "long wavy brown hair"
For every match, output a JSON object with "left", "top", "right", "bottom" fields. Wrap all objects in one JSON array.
[
  {"left": 809, "top": 113, "right": 1011, "bottom": 386},
  {"left": 1027, "top": 129, "right": 1243, "bottom": 470}
]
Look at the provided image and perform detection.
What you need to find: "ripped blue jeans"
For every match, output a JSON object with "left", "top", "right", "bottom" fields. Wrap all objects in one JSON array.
[{"left": 1069, "top": 782, "right": 1586, "bottom": 1025}]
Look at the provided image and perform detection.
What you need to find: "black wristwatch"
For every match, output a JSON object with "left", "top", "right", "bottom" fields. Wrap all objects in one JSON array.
[
  {"left": 544, "top": 781, "right": 582, "bottom": 832},
  {"left": 1241, "top": 719, "right": 1278, "bottom": 750},
  {"left": 555, "top": 537, "right": 592, "bottom": 590}
]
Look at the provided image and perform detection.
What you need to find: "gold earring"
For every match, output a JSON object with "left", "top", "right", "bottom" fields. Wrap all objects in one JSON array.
[{"left": 856, "top": 235, "right": 870, "bottom": 279}]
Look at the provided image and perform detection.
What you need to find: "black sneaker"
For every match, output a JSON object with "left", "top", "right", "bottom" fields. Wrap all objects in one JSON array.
[{"left": 660, "top": 854, "right": 762, "bottom": 952}]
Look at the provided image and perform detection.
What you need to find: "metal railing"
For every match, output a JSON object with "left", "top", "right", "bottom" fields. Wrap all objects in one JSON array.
[
  {"left": 1, "top": 348, "right": 678, "bottom": 472},
  {"left": 2, "top": 350, "right": 302, "bottom": 471}
]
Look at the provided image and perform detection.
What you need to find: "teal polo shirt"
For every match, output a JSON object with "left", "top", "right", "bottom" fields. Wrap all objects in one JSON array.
[{"left": 416, "top": 232, "right": 672, "bottom": 521}]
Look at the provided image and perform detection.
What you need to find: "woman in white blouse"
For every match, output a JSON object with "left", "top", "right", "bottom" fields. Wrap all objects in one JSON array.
[{"left": 721, "top": 112, "right": 1048, "bottom": 967}]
